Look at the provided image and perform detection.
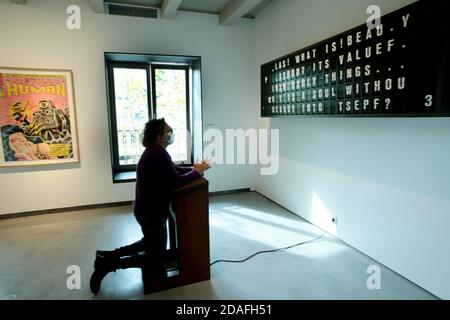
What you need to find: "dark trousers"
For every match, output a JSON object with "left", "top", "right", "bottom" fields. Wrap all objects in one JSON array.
[
  {"left": 135, "top": 214, "right": 168, "bottom": 273},
  {"left": 111, "top": 214, "right": 168, "bottom": 274}
]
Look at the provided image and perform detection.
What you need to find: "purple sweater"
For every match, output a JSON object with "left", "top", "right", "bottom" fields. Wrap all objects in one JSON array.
[{"left": 133, "top": 145, "right": 201, "bottom": 218}]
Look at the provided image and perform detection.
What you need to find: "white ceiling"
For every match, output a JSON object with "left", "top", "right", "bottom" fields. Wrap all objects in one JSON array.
[
  {"left": 9, "top": 0, "right": 274, "bottom": 25},
  {"left": 96, "top": 0, "right": 274, "bottom": 23}
]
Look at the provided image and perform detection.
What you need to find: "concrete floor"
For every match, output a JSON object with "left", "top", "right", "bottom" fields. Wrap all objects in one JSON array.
[{"left": 0, "top": 192, "right": 438, "bottom": 300}]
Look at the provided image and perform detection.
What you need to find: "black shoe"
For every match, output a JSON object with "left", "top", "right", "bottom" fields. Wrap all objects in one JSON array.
[{"left": 90, "top": 255, "right": 116, "bottom": 294}]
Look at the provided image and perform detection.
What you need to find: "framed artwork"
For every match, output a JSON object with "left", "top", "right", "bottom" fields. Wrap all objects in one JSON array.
[
  {"left": 0, "top": 67, "right": 79, "bottom": 167},
  {"left": 260, "top": 1, "right": 450, "bottom": 118}
]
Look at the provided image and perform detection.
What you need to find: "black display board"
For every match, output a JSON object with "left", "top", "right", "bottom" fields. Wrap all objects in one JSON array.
[{"left": 261, "top": 1, "right": 450, "bottom": 117}]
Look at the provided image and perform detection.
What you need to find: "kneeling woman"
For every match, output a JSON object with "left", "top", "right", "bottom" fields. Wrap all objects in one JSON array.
[{"left": 90, "top": 118, "right": 211, "bottom": 294}]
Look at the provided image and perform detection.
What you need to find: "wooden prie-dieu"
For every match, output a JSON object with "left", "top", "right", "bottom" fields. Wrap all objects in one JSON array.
[{"left": 142, "top": 177, "right": 210, "bottom": 294}]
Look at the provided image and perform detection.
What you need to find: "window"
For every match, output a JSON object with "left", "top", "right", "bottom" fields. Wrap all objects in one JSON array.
[
  {"left": 152, "top": 66, "right": 190, "bottom": 163},
  {"left": 105, "top": 53, "right": 202, "bottom": 182}
]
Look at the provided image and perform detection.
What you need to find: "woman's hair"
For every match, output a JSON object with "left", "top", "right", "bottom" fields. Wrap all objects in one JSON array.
[{"left": 141, "top": 118, "right": 166, "bottom": 147}]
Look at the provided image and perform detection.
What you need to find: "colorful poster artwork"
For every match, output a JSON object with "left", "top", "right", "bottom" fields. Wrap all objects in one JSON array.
[{"left": 0, "top": 68, "right": 79, "bottom": 167}]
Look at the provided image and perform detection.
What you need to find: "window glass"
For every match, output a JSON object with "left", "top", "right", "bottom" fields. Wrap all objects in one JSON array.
[
  {"left": 113, "top": 68, "right": 149, "bottom": 165},
  {"left": 155, "top": 68, "right": 188, "bottom": 163}
]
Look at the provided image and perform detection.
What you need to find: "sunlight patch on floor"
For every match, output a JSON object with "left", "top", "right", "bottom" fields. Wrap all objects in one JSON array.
[{"left": 210, "top": 205, "right": 344, "bottom": 259}]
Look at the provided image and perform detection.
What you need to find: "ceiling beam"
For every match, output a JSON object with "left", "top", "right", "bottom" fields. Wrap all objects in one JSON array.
[
  {"left": 161, "top": 0, "right": 183, "bottom": 19},
  {"left": 90, "top": 0, "right": 105, "bottom": 13},
  {"left": 10, "top": 0, "right": 26, "bottom": 4},
  {"left": 219, "top": 0, "right": 264, "bottom": 25}
]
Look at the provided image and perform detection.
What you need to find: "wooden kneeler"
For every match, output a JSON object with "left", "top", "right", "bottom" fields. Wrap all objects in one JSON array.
[{"left": 142, "top": 177, "right": 210, "bottom": 294}]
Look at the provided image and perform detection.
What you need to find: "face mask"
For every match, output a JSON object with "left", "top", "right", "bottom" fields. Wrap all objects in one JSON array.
[{"left": 167, "top": 132, "right": 174, "bottom": 145}]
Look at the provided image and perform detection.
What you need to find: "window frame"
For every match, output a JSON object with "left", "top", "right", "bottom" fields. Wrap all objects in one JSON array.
[
  {"left": 106, "top": 61, "right": 152, "bottom": 173},
  {"left": 105, "top": 52, "right": 202, "bottom": 182}
]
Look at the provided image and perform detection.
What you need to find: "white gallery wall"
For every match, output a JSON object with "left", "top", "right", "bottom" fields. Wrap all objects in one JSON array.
[
  {"left": 1, "top": 0, "right": 449, "bottom": 300},
  {"left": 252, "top": 0, "right": 450, "bottom": 299},
  {"left": 0, "top": 0, "right": 258, "bottom": 215}
]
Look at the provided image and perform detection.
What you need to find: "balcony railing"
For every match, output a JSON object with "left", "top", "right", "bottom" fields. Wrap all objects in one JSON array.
[{"left": 117, "top": 128, "right": 187, "bottom": 165}]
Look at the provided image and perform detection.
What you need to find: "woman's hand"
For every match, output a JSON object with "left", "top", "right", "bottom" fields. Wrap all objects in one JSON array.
[{"left": 194, "top": 158, "right": 212, "bottom": 174}]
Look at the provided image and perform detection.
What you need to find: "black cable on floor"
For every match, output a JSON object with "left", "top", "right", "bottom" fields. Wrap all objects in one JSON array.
[{"left": 210, "top": 232, "right": 328, "bottom": 266}]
